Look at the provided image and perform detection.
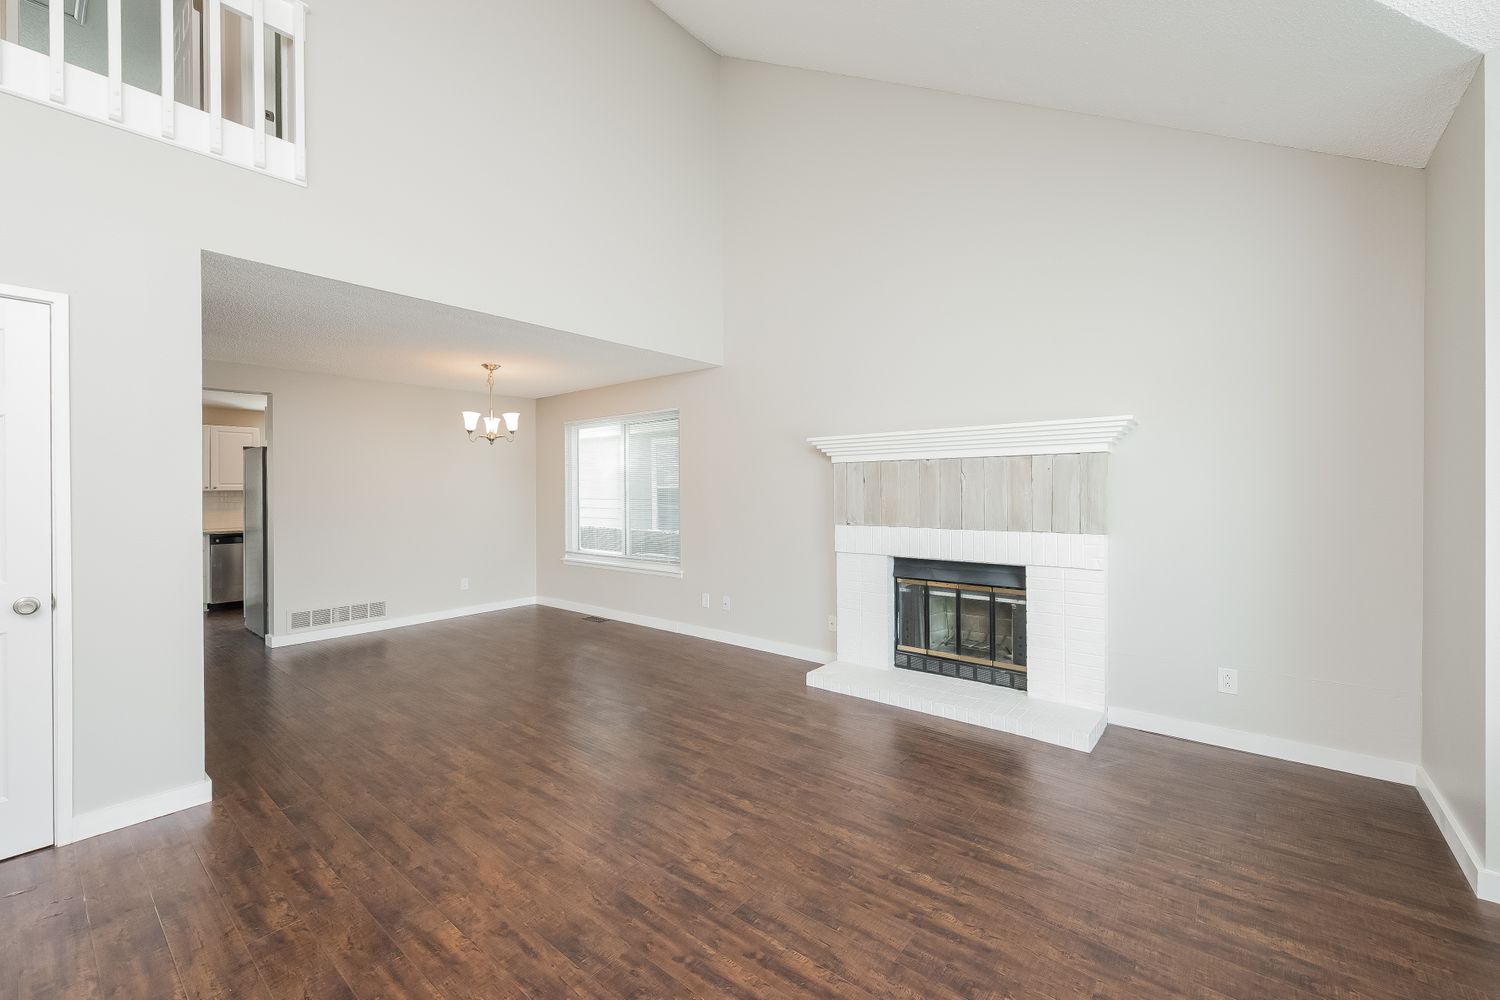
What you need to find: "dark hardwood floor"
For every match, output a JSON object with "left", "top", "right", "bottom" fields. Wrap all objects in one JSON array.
[{"left": 4, "top": 606, "right": 1498, "bottom": 998}]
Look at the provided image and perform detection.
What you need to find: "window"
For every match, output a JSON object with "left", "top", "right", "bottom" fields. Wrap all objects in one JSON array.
[{"left": 565, "top": 411, "right": 680, "bottom": 576}]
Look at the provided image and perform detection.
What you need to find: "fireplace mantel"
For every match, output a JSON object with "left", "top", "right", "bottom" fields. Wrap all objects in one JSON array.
[
  {"left": 807, "top": 415, "right": 1136, "bottom": 463},
  {"left": 806, "top": 415, "right": 1133, "bottom": 753}
]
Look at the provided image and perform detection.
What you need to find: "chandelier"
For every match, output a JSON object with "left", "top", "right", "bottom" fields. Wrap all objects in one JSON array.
[{"left": 461, "top": 363, "right": 520, "bottom": 445}]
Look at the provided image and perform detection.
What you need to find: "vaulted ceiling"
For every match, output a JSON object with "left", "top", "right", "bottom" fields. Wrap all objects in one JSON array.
[{"left": 649, "top": 0, "right": 1498, "bottom": 167}]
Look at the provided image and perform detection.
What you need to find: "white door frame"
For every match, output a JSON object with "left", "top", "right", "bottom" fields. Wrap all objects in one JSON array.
[{"left": 0, "top": 283, "right": 73, "bottom": 847}]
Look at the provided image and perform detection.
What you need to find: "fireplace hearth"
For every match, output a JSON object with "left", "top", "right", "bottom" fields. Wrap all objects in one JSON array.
[{"left": 893, "top": 558, "right": 1027, "bottom": 690}]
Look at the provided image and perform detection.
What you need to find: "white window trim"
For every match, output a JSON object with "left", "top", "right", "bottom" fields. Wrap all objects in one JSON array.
[
  {"left": 564, "top": 409, "right": 681, "bottom": 578},
  {"left": 562, "top": 552, "right": 684, "bottom": 578}
]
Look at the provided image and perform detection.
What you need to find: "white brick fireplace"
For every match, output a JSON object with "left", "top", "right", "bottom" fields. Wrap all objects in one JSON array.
[{"left": 805, "top": 417, "right": 1135, "bottom": 752}]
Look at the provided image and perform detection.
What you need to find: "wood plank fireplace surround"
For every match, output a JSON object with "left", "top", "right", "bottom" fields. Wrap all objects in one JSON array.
[{"left": 806, "top": 417, "right": 1136, "bottom": 752}]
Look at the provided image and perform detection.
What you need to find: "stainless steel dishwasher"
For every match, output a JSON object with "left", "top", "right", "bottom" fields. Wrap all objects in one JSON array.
[{"left": 206, "top": 531, "right": 244, "bottom": 606}]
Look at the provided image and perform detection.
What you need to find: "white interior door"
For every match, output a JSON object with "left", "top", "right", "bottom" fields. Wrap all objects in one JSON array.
[{"left": 0, "top": 297, "right": 54, "bottom": 860}]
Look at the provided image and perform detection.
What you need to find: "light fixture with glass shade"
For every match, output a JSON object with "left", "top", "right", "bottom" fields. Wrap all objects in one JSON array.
[{"left": 462, "top": 363, "right": 521, "bottom": 445}]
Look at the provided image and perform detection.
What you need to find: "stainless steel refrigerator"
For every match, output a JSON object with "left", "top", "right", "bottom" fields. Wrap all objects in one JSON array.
[{"left": 243, "top": 447, "right": 269, "bottom": 637}]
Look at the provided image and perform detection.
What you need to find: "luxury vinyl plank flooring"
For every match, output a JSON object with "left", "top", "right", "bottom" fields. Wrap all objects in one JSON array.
[{"left": 3, "top": 606, "right": 1498, "bottom": 999}]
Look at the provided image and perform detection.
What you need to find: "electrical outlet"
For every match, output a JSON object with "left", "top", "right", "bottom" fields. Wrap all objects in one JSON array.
[
  {"left": 827, "top": 615, "right": 837, "bottom": 632},
  {"left": 701, "top": 592, "right": 711, "bottom": 609},
  {"left": 460, "top": 577, "right": 470, "bottom": 591},
  {"left": 1218, "top": 668, "right": 1238, "bottom": 695},
  {"left": 721, "top": 595, "right": 732, "bottom": 612}
]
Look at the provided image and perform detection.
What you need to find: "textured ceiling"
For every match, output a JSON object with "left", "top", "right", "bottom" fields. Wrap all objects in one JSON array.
[
  {"left": 201, "top": 253, "right": 711, "bottom": 399},
  {"left": 648, "top": 0, "right": 1490, "bottom": 167},
  {"left": 1377, "top": 0, "right": 1500, "bottom": 51}
]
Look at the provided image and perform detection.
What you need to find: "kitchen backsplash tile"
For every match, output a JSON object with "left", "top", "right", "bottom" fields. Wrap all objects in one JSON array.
[{"left": 204, "top": 491, "right": 244, "bottom": 531}]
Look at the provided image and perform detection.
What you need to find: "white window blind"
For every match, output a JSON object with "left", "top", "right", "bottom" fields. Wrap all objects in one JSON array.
[{"left": 565, "top": 411, "right": 680, "bottom": 575}]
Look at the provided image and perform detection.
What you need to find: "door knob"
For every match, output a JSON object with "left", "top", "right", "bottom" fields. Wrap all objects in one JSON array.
[{"left": 12, "top": 597, "right": 41, "bottom": 616}]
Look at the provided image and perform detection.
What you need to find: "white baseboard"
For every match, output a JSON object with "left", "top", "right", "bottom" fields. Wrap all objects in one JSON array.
[
  {"left": 535, "top": 596, "right": 833, "bottom": 664},
  {"left": 265, "top": 597, "right": 538, "bottom": 648},
  {"left": 1107, "top": 710, "right": 1498, "bottom": 904},
  {"left": 64, "top": 774, "right": 213, "bottom": 845},
  {"left": 1106, "top": 707, "right": 1417, "bottom": 785},
  {"left": 264, "top": 593, "right": 833, "bottom": 664},
  {"left": 1415, "top": 767, "right": 1500, "bottom": 904}
]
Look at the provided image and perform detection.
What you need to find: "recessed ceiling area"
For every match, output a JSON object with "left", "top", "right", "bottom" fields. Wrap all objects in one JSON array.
[
  {"left": 648, "top": 0, "right": 1496, "bottom": 167},
  {"left": 202, "top": 253, "right": 713, "bottom": 399}
]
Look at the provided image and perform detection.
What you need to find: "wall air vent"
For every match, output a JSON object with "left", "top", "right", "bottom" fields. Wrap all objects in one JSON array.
[{"left": 288, "top": 602, "right": 388, "bottom": 630}]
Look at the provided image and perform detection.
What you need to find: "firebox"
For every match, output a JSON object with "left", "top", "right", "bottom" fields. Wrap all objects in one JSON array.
[{"left": 893, "top": 558, "right": 1027, "bottom": 690}]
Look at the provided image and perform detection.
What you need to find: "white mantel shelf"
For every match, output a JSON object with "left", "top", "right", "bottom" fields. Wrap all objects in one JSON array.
[{"left": 808, "top": 415, "right": 1137, "bottom": 462}]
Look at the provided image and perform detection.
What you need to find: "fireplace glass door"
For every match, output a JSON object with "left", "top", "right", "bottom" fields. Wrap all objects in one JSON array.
[
  {"left": 892, "top": 565, "right": 1028, "bottom": 690},
  {"left": 896, "top": 580, "right": 925, "bottom": 650},
  {"left": 959, "top": 590, "right": 992, "bottom": 662},
  {"left": 926, "top": 586, "right": 958, "bottom": 656},
  {"left": 994, "top": 592, "right": 1025, "bottom": 666}
]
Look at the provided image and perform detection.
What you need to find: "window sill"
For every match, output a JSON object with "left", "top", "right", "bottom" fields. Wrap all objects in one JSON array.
[{"left": 563, "top": 553, "right": 684, "bottom": 578}]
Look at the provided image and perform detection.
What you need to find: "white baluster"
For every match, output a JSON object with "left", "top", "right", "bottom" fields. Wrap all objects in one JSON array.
[
  {"left": 208, "top": 0, "right": 222, "bottom": 153},
  {"left": 48, "top": 0, "right": 63, "bottom": 102},
  {"left": 107, "top": 0, "right": 121, "bottom": 120},
  {"left": 251, "top": 0, "right": 264, "bottom": 167},
  {"left": 293, "top": 1, "right": 305, "bottom": 181},
  {"left": 1, "top": 0, "right": 13, "bottom": 83},
  {"left": 159, "top": 0, "right": 174, "bottom": 137}
]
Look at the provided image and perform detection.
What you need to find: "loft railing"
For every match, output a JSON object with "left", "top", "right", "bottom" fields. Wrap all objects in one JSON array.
[{"left": 0, "top": 0, "right": 308, "bottom": 185}]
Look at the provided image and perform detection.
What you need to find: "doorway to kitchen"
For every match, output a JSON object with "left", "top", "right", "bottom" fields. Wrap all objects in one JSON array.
[{"left": 202, "top": 388, "right": 270, "bottom": 638}]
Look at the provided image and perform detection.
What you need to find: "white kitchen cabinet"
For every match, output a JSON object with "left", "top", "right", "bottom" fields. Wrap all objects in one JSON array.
[{"left": 204, "top": 425, "right": 262, "bottom": 491}]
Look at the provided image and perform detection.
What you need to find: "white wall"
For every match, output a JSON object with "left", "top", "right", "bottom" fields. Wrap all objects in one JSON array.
[
  {"left": 0, "top": 0, "right": 720, "bottom": 815},
  {"left": 1486, "top": 55, "right": 1500, "bottom": 871},
  {"left": 1425, "top": 64, "right": 1487, "bottom": 860},
  {"left": 203, "top": 361, "right": 535, "bottom": 634},
  {"left": 537, "top": 61, "right": 1427, "bottom": 765}
]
